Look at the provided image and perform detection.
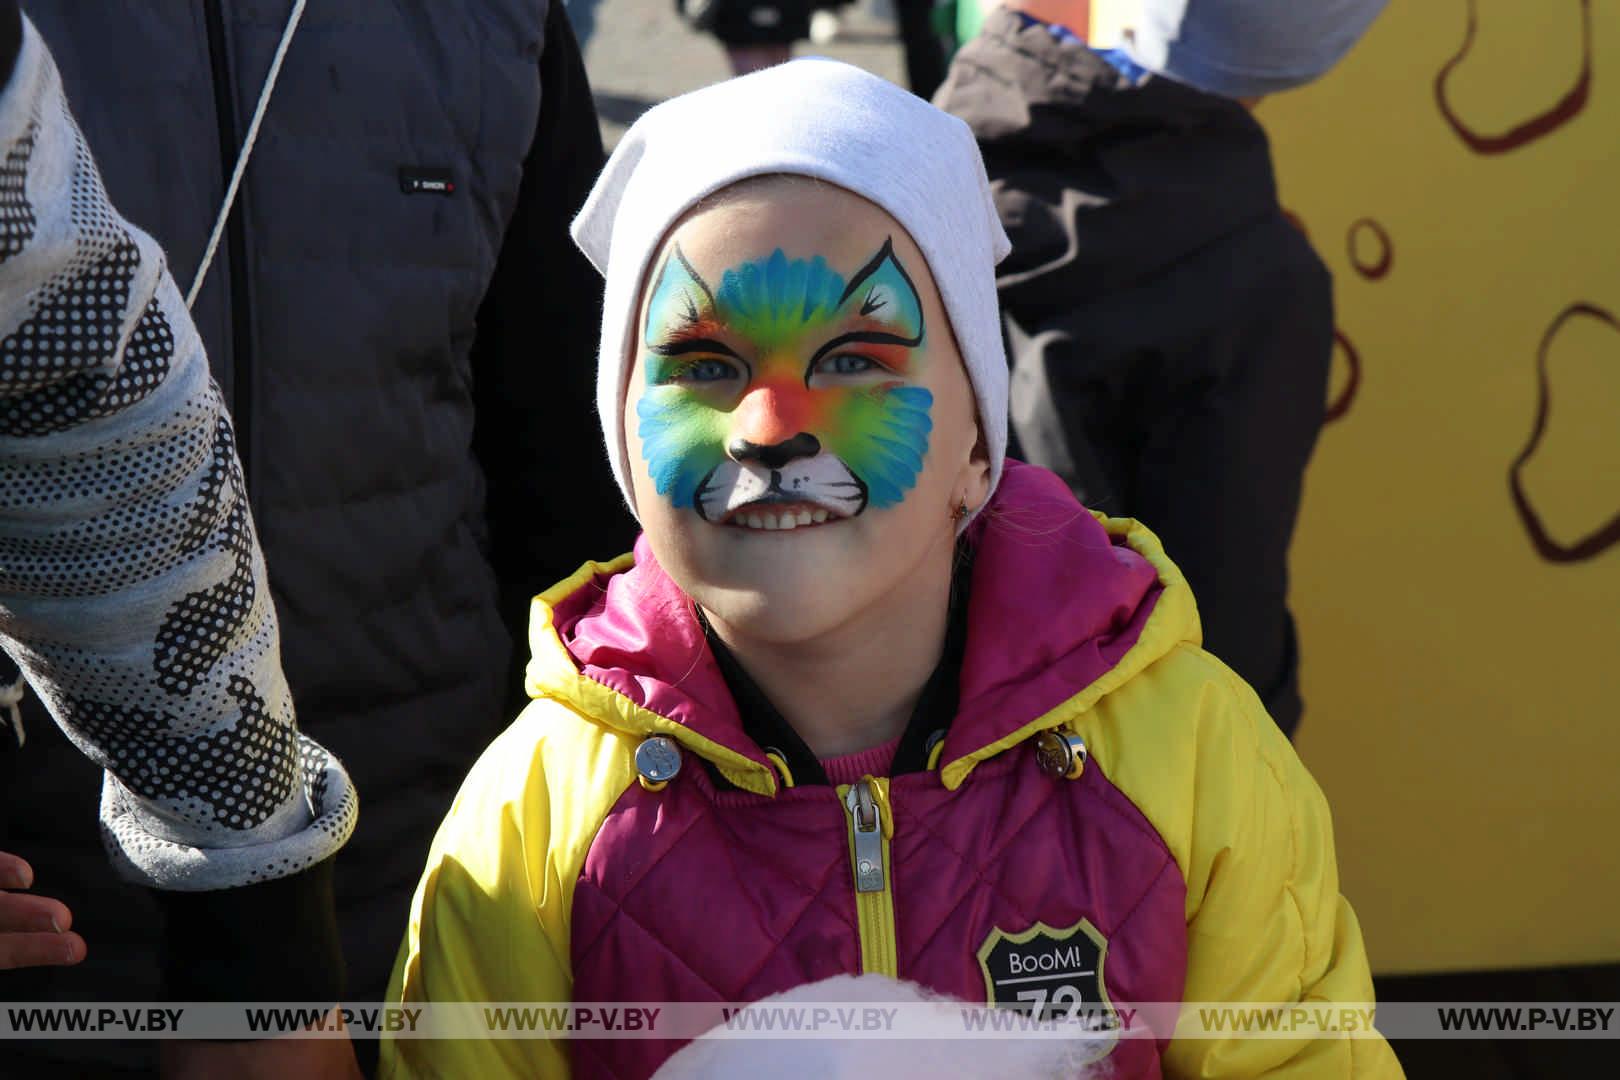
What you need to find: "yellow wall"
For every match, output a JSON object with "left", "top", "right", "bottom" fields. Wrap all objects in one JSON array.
[{"left": 1258, "top": 1, "right": 1620, "bottom": 974}]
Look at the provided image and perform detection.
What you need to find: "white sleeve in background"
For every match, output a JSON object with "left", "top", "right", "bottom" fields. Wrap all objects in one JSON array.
[{"left": 0, "top": 16, "right": 355, "bottom": 890}]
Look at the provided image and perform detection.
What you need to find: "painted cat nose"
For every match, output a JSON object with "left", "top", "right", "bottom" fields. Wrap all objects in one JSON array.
[{"left": 726, "top": 433, "right": 822, "bottom": 470}]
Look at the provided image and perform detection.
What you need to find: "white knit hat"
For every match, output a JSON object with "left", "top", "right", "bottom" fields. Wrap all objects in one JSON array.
[{"left": 571, "top": 58, "right": 1012, "bottom": 519}]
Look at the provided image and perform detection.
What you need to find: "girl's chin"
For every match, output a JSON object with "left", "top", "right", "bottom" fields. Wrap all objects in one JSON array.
[{"left": 687, "top": 580, "right": 868, "bottom": 644}]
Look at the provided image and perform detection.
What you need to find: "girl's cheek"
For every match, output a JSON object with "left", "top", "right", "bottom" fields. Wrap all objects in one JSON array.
[{"left": 636, "top": 391, "right": 732, "bottom": 509}]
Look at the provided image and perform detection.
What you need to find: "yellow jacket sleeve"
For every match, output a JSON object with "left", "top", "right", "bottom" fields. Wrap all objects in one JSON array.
[
  {"left": 380, "top": 700, "right": 636, "bottom": 1079},
  {"left": 1080, "top": 645, "right": 1404, "bottom": 1078}
]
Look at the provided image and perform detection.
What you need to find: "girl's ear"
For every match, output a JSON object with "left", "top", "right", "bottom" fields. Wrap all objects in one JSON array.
[{"left": 961, "top": 425, "right": 993, "bottom": 512}]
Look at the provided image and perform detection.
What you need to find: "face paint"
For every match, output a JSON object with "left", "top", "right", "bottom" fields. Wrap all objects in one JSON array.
[{"left": 637, "top": 240, "right": 933, "bottom": 525}]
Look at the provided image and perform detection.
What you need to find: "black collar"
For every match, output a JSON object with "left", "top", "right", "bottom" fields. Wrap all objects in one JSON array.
[{"left": 699, "top": 556, "right": 972, "bottom": 788}]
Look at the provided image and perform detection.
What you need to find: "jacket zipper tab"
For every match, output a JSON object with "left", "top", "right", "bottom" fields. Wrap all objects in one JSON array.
[
  {"left": 841, "top": 777, "right": 899, "bottom": 977},
  {"left": 846, "top": 778, "right": 885, "bottom": 892}
]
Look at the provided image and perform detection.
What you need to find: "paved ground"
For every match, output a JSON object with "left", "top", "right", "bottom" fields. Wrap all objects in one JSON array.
[{"left": 575, "top": 0, "right": 908, "bottom": 147}]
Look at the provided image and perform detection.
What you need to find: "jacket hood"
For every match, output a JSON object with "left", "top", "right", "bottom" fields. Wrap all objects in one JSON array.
[
  {"left": 940, "top": 12, "right": 1282, "bottom": 299},
  {"left": 525, "top": 461, "right": 1200, "bottom": 794}
]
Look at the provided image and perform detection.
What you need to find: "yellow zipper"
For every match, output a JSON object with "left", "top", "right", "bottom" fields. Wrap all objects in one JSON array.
[{"left": 840, "top": 776, "right": 899, "bottom": 978}]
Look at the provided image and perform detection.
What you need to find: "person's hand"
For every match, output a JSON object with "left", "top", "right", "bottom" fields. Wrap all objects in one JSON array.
[{"left": 0, "top": 851, "right": 86, "bottom": 970}]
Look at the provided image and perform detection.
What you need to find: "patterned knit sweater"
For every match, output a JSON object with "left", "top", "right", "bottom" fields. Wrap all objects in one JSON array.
[{"left": 0, "top": 15, "right": 354, "bottom": 893}]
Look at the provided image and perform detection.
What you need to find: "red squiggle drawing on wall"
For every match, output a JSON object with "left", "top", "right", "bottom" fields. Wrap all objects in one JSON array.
[
  {"left": 1508, "top": 302, "right": 1620, "bottom": 563},
  {"left": 1323, "top": 219, "right": 1390, "bottom": 423},
  {"left": 1325, "top": 330, "right": 1361, "bottom": 424},
  {"left": 1348, "top": 219, "right": 1392, "bottom": 280},
  {"left": 1285, "top": 211, "right": 1379, "bottom": 425},
  {"left": 1436, "top": 0, "right": 1593, "bottom": 154}
]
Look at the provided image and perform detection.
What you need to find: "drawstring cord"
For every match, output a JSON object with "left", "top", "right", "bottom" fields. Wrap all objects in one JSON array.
[
  {"left": 185, "top": 0, "right": 307, "bottom": 310},
  {"left": 2, "top": 671, "right": 25, "bottom": 748}
]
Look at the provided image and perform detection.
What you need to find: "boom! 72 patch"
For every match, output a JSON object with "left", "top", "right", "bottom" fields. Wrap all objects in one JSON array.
[{"left": 976, "top": 918, "right": 1117, "bottom": 1026}]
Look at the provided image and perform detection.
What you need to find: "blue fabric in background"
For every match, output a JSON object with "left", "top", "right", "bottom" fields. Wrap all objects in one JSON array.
[
  {"left": 563, "top": 0, "right": 600, "bottom": 50},
  {"left": 1013, "top": 12, "right": 1150, "bottom": 84},
  {"left": 1127, "top": 0, "right": 1389, "bottom": 97}
]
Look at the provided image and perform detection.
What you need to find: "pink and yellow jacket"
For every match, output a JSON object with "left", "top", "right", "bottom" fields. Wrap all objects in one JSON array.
[{"left": 383, "top": 463, "right": 1400, "bottom": 1078}]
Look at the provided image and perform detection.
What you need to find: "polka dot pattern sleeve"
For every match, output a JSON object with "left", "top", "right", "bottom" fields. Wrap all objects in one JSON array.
[{"left": 0, "top": 18, "right": 356, "bottom": 891}]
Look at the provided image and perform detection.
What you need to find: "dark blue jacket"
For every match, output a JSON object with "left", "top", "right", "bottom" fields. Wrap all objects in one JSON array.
[{"left": 2, "top": 4, "right": 630, "bottom": 1068}]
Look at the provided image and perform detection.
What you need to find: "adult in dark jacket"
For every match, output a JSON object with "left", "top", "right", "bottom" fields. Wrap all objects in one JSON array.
[
  {"left": 936, "top": 3, "right": 1383, "bottom": 737},
  {"left": 1, "top": 2, "right": 633, "bottom": 1075}
]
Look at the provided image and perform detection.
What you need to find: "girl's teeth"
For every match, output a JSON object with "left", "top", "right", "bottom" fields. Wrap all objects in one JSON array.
[{"left": 734, "top": 508, "right": 832, "bottom": 529}]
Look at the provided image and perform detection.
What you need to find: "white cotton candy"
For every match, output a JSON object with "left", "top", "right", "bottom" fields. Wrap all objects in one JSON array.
[{"left": 651, "top": 974, "right": 1112, "bottom": 1080}]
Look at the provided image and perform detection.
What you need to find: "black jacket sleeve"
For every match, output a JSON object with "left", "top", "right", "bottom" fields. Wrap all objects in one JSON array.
[
  {"left": 0, "top": 2, "right": 19, "bottom": 87},
  {"left": 154, "top": 856, "right": 345, "bottom": 1004},
  {"left": 471, "top": 0, "right": 637, "bottom": 718}
]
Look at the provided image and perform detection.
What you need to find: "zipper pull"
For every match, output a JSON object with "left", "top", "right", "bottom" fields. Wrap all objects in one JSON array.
[{"left": 846, "top": 779, "right": 886, "bottom": 893}]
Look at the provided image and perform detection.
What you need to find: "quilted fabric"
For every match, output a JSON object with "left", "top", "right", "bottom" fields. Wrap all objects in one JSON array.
[
  {"left": 385, "top": 459, "right": 1399, "bottom": 1075},
  {"left": 386, "top": 459, "right": 1396, "bottom": 1079},
  {"left": 571, "top": 741, "right": 1185, "bottom": 1079},
  {"left": 561, "top": 464, "right": 1183, "bottom": 1078}
]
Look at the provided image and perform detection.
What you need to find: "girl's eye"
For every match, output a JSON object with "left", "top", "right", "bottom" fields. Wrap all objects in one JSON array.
[
  {"left": 817, "top": 353, "right": 877, "bottom": 376},
  {"left": 682, "top": 358, "right": 740, "bottom": 383}
]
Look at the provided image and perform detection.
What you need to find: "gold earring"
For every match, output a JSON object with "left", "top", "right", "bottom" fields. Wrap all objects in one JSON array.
[{"left": 952, "top": 498, "right": 969, "bottom": 522}]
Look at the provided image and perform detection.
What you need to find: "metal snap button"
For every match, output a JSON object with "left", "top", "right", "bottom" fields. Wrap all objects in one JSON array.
[
  {"left": 636, "top": 735, "right": 683, "bottom": 791},
  {"left": 1035, "top": 729, "right": 1087, "bottom": 780}
]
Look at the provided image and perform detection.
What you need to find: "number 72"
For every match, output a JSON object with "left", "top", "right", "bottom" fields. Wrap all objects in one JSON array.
[{"left": 1017, "top": 984, "right": 1084, "bottom": 1020}]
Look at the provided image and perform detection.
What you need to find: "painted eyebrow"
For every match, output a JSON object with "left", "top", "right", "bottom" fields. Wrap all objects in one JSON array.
[
  {"left": 650, "top": 336, "right": 743, "bottom": 359},
  {"left": 805, "top": 243, "right": 926, "bottom": 376},
  {"left": 808, "top": 329, "right": 922, "bottom": 371}
]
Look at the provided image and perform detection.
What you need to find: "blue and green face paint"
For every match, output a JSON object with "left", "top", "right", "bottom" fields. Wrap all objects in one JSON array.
[{"left": 637, "top": 239, "right": 934, "bottom": 523}]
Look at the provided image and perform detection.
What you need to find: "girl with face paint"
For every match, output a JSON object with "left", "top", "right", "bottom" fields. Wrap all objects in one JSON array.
[
  {"left": 624, "top": 178, "right": 990, "bottom": 761},
  {"left": 384, "top": 61, "right": 1399, "bottom": 1080}
]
